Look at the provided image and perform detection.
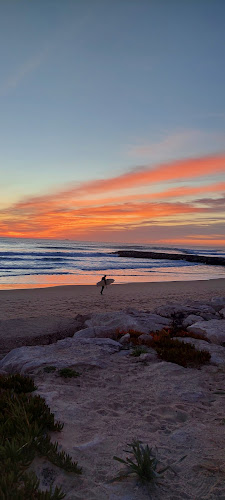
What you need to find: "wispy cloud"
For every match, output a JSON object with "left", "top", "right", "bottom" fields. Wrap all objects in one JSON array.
[
  {"left": 9, "top": 152, "right": 225, "bottom": 213},
  {"left": 0, "top": 49, "right": 49, "bottom": 95},
  {"left": 128, "top": 130, "right": 225, "bottom": 159}
]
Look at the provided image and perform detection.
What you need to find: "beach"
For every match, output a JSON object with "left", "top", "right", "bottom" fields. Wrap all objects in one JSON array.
[
  {"left": 1, "top": 279, "right": 225, "bottom": 320},
  {"left": 1, "top": 279, "right": 225, "bottom": 358}
]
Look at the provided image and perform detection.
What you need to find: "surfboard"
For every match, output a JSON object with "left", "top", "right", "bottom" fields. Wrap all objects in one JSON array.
[{"left": 96, "top": 278, "right": 115, "bottom": 287}]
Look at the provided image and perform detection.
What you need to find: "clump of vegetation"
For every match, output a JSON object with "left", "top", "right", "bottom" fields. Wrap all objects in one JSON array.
[
  {"left": 113, "top": 440, "right": 170, "bottom": 483},
  {"left": 170, "top": 330, "right": 209, "bottom": 342},
  {"left": 130, "top": 346, "right": 148, "bottom": 357},
  {"left": 116, "top": 323, "right": 210, "bottom": 368},
  {"left": 151, "top": 335, "right": 210, "bottom": 368},
  {"left": 0, "top": 373, "right": 37, "bottom": 393},
  {"left": 58, "top": 368, "right": 80, "bottom": 378},
  {"left": 44, "top": 366, "right": 56, "bottom": 373},
  {"left": 0, "top": 373, "right": 82, "bottom": 499}
]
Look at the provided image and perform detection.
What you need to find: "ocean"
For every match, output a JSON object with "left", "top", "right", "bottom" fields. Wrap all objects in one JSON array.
[{"left": 0, "top": 237, "right": 225, "bottom": 289}]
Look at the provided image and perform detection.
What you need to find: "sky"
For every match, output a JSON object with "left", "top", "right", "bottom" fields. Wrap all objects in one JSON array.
[{"left": 0, "top": 0, "right": 225, "bottom": 246}]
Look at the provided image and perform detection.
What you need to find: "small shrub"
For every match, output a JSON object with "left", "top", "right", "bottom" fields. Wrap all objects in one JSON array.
[
  {"left": 170, "top": 330, "right": 209, "bottom": 342},
  {"left": 44, "top": 366, "right": 57, "bottom": 373},
  {"left": 0, "top": 373, "right": 82, "bottom": 499},
  {"left": 130, "top": 346, "right": 148, "bottom": 357},
  {"left": 0, "top": 373, "right": 37, "bottom": 393},
  {"left": 153, "top": 337, "right": 211, "bottom": 368},
  {"left": 58, "top": 368, "right": 80, "bottom": 378},
  {"left": 113, "top": 440, "right": 169, "bottom": 483}
]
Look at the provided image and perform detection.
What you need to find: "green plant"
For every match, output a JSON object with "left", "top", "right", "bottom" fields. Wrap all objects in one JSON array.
[
  {"left": 130, "top": 346, "right": 148, "bottom": 357},
  {"left": 0, "top": 373, "right": 82, "bottom": 499},
  {"left": 44, "top": 366, "right": 56, "bottom": 373},
  {"left": 153, "top": 336, "right": 210, "bottom": 367},
  {"left": 58, "top": 368, "right": 80, "bottom": 378},
  {"left": 0, "top": 373, "right": 37, "bottom": 393},
  {"left": 113, "top": 440, "right": 169, "bottom": 483}
]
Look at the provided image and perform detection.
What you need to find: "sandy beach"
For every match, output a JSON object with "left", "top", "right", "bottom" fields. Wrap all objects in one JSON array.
[
  {"left": 1, "top": 279, "right": 225, "bottom": 321},
  {"left": 1, "top": 278, "right": 225, "bottom": 358}
]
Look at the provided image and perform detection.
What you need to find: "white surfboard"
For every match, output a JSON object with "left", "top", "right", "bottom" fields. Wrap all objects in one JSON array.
[{"left": 96, "top": 278, "right": 115, "bottom": 287}]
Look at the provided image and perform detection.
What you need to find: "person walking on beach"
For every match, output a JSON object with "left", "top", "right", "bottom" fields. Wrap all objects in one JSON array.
[{"left": 100, "top": 275, "right": 107, "bottom": 295}]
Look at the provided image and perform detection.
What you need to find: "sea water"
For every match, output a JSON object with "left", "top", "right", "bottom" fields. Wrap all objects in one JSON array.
[{"left": 0, "top": 237, "right": 225, "bottom": 289}]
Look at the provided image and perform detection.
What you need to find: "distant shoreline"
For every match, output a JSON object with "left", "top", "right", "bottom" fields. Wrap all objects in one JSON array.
[{"left": 114, "top": 250, "right": 225, "bottom": 266}]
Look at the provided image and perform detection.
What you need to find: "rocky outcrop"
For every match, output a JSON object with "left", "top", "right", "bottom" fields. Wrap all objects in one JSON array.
[
  {"left": 210, "top": 296, "right": 225, "bottom": 311},
  {"left": 187, "top": 319, "right": 225, "bottom": 345},
  {"left": 154, "top": 302, "right": 218, "bottom": 320},
  {"left": 0, "top": 314, "right": 88, "bottom": 359},
  {"left": 0, "top": 337, "right": 121, "bottom": 374},
  {"left": 85, "top": 311, "right": 171, "bottom": 334},
  {"left": 114, "top": 250, "right": 225, "bottom": 266}
]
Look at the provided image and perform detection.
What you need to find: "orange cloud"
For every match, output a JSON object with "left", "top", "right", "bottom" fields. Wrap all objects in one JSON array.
[
  {"left": 0, "top": 153, "right": 225, "bottom": 241},
  {"left": 7, "top": 153, "right": 225, "bottom": 213}
]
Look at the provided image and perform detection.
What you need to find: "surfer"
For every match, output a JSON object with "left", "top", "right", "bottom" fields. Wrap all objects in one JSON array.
[{"left": 100, "top": 275, "right": 107, "bottom": 295}]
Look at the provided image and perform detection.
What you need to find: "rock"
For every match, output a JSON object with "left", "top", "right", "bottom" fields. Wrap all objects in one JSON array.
[
  {"left": 73, "top": 327, "right": 96, "bottom": 340},
  {"left": 210, "top": 296, "right": 225, "bottom": 311},
  {"left": 0, "top": 337, "right": 121, "bottom": 374},
  {"left": 154, "top": 302, "right": 217, "bottom": 320},
  {"left": 187, "top": 320, "right": 225, "bottom": 345},
  {"left": 0, "top": 314, "right": 87, "bottom": 355},
  {"left": 176, "top": 337, "right": 225, "bottom": 366},
  {"left": 182, "top": 315, "right": 204, "bottom": 328},
  {"left": 132, "top": 312, "right": 171, "bottom": 333},
  {"left": 138, "top": 352, "right": 158, "bottom": 362},
  {"left": 85, "top": 311, "right": 140, "bottom": 331},
  {"left": 138, "top": 333, "right": 152, "bottom": 343},
  {"left": 219, "top": 307, "right": 225, "bottom": 319},
  {"left": 85, "top": 311, "right": 170, "bottom": 335},
  {"left": 119, "top": 333, "right": 130, "bottom": 344},
  {"left": 74, "top": 326, "right": 119, "bottom": 340}
]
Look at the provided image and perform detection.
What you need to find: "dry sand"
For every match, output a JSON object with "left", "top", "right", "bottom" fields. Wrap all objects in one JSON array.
[
  {"left": 1, "top": 278, "right": 225, "bottom": 321},
  {"left": 1, "top": 278, "right": 225, "bottom": 359}
]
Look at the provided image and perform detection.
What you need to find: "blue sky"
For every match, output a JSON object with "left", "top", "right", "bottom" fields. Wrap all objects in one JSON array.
[{"left": 0, "top": 1, "right": 225, "bottom": 244}]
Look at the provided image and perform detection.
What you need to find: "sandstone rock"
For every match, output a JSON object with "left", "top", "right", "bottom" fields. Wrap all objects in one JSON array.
[
  {"left": 132, "top": 312, "right": 171, "bottom": 333},
  {"left": 210, "top": 296, "right": 225, "bottom": 311},
  {"left": 138, "top": 333, "right": 152, "bottom": 342},
  {"left": 219, "top": 307, "right": 225, "bottom": 319},
  {"left": 85, "top": 311, "right": 170, "bottom": 335},
  {"left": 119, "top": 333, "right": 130, "bottom": 344},
  {"left": 0, "top": 314, "right": 87, "bottom": 358},
  {"left": 74, "top": 326, "right": 119, "bottom": 340},
  {"left": 85, "top": 311, "right": 140, "bottom": 331},
  {"left": 0, "top": 337, "right": 121, "bottom": 374},
  {"left": 176, "top": 337, "right": 225, "bottom": 366},
  {"left": 182, "top": 315, "right": 204, "bottom": 328},
  {"left": 138, "top": 352, "right": 157, "bottom": 362},
  {"left": 154, "top": 302, "right": 217, "bottom": 320},
  {"left": 73, "top": 327, "right": 96, "bottom": 340},
  {"left": 187, "top": 320, "right": 225, "bottom": 345}
]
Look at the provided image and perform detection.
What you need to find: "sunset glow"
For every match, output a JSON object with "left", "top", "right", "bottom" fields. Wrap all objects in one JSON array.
[
  {"left": 0, "top": 153, "right": 224, "bottom": 244},
  {"left": 0, "top": 2, "right": 224, "bottom": 246}
]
